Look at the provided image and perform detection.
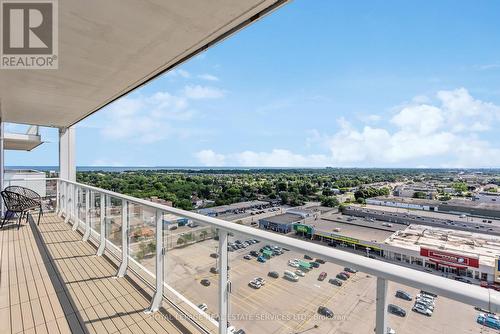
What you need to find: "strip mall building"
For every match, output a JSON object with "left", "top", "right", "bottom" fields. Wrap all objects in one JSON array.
[
  {"left": 383, "top": 224, "right": 500, "bottom": 283},
  {"left": 292, "top": 220, "right": 500, "bottom": 283}
]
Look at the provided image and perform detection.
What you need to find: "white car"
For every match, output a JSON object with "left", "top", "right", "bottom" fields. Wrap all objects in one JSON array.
[
  {"left": 415, "top": 301, "right": 434, "bottom": 311},
  {"left": 249, "top": 280, "right": 262, "bottom": 289},
  {"left": 295, "top": 270, "right": 305, "bottom": 277},
  {"left": 412, "top": 304, "right": 432, "bottom": 316},
  {"left": 254, "top": 277, "right": 266, "bottom": 286},
  {"left": 227, "top": 326, "right": 236, "bottom": 334},
  {"left": 416, "top": 297, "right": 435, "bottom": 307},
  {"left": 288, "top": 262, "right": 299, "bottom": 268},
  {"left": 387, "top": 328, "right": 396, "bottom": 334}
]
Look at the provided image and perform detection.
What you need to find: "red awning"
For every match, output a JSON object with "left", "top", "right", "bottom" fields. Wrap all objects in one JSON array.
[{"left": 428, "top": 259, "right": 467, "bottom": 269}]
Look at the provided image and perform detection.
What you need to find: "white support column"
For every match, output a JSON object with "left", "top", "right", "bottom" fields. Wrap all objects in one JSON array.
[
  {"left": 116, "top": 200, "right": 129, "bottom": 278},
  {"left": 97, "top": 194, "right": 106, "bottom": 256},
  {"left": 59, "top": 127, "right": 76, "bottom": 181},
  {"left": 218, "top": 230, "right": 229, "bottom": 334},
  {"left": 83, "top": 190, "right": 91, "bottom": 241},
  {"left": 72, "top": 185, "right": 79, "bottom": 231},
  {"left": 145, "top": 209, "right": 165, "bottom": 314},
  {"left": 375, "top": 277, "right": 388, "bottom": 334}
]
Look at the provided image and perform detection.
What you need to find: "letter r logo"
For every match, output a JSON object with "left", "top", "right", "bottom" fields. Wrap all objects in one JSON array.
[{"left": 2, "top": 1, "right": 53, "bottom": 54}]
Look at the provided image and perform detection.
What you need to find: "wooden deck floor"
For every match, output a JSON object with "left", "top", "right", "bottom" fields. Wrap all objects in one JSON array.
[{"left": 0, "top": 212, "right": 197, "bottom": 334}]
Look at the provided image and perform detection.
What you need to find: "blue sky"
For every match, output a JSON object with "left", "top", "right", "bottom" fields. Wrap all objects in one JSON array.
[{"left": 6, "top": 0, "right": 500, "bottom": 168}]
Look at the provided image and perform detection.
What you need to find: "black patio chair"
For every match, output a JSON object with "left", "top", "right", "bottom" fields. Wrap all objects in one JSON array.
[
  {"left": 5, "top": 186, "right": 44, "bottom": 225},
  {"left": 1, "top": 190, "right": 29, "bottom": 229}
]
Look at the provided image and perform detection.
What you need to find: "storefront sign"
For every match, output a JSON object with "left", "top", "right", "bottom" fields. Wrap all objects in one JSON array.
[
  {"left": 294, "top": 223, "right": 313, "bottom": 234},
  {"left": 420, "top": 247, "right": 479, "bottom": 268}
]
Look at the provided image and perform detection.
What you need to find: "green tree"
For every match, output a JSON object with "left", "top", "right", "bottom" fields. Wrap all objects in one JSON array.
[{"left": 321, "top": 196, "right": 339, "bottom": 208}]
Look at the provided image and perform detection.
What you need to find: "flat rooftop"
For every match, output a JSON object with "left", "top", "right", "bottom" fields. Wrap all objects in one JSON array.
[
  {"left": 385, "top": 224, "right": 500, "bottom": 267},
  {"left": 310, "top": 218, "right": 397, "bottom": 243},
  {"left": 260, "top": 213, "right": 303, "bottom": 224},
  {"left": 199, "top": 200, "right": 269, "bottom": 214}
]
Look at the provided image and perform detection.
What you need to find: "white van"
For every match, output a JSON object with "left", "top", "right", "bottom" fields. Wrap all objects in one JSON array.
[{"left": 284, "top": 270, "right": 299, "bottom": 282}]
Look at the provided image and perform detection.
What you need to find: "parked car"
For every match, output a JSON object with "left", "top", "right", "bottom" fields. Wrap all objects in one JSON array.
[
  {"left": 412, "top": 304, "right": 432, "bottom": 316},
  {"left": 395, "top": 290, "right": 412, "bottom": 301},
  {"left": 340, "top": 271, "right": 351, "bottom": 278},
  {"left": 295, "top": 270, "right": 305, "bottom": 277},
  {"left": 197, "top": 303, "right": 208, "bottom": 312},
  {"left": 243, "top": 255, "right": 251, "bottom": 260},
  {"left": 310, "top": 262, "right": 320, "bottom": 268},
  {"left": 268, "top": 271, "right": 279, "bottom": 279},
  {"left": 329, "top": 278, "right": 342, "bottom": 286},
  {"left": 304, "top": 254, "right": 313, "bottom": 260},
  {"left": 248, "top": 280, "right": 262, "bottom": 289},
  {"left": 254, "top": 277, "right": 266, "bottom": 286},
  {"left": 235, "top": 330, "right": 246, "bottom": 334},
  {"left": 415, "top": 300, "right": 434, "bottom": 311},
  {"left": 454, "top": 276, "right": 472, "bottom": 284},
  {"left": 250, "top": 250, "right": 259, "bottom": 257},
  {"left": 317, "top": 306, "right": 334, "bottom": 318},
  {"left": 210, "top": 253, "right": 218, "bottom": 258},
  {"left": 477, "top": 313, "right": 500, "bottom": 330},
  {"left": 318, "top": 272, "right": 327, "bottom": 281},
  {"left": 420, "top": 290, "right": 438, "bottom": 298},
  {"left": 257, "top": 256, "right": 266, "bottom": 263},
  {"left": 201, "top": 279, "right": 211, "bottom": 286},
  {"left": 344, "top": 267, "right": 357, "bottom": 273},
  {"left": 336, "top": 273, "right": 349, "bottom": 281},
  {"left": 210, "top": 267, "right": 218, "bottom": 274},
  {"left": 315, "top": 258, "right": 326, "bottom": 264},
  {"left": 387, "top": 304, "right": 406, "bottom": 317}
]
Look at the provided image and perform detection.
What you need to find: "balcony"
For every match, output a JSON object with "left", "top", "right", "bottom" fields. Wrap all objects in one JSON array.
[
  {"left": 0, "top": 2, "right": 499, "bottom": 333},
  {"left": 1, "top": 178, "right": 499, "bottom": 334}
]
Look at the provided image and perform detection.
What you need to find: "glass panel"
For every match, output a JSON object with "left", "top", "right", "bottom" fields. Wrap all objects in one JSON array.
[
  {"left": 163, "top": 212, "right": 219, "bottom": 333},
  {"left": 105, "top": 196, "right": 123, "bottom": 254},
  {"left": 78, "top": 187, "right": 87, "bottom": 229},
  {"left": 128, "top": 202, "right": 156, "bottom": 286},
  {"left": 90, "top": 191, "right": 101, "bottom": 240}
]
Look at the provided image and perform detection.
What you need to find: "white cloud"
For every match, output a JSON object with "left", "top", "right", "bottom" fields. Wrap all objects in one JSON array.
[
  {"left": 476, "top": 64, "right": 500, "bottom": 71},
  {"left": 183, "top": 85, "right": 225, "bottom": 99},
  {"left": 195, "top": 150, "right": 226, "bottom": 166},
  {"left": 167, "top": 69, "right": 191, "bottom": 78},
  {"left": 325, "top": 88, "right": 500, "bottom": 167},
  {"left": 198, "top": 74, "right": 219, "bottom": 81},
  {"left": 193, "top": 88, "right": 500, "bottom": 168}
]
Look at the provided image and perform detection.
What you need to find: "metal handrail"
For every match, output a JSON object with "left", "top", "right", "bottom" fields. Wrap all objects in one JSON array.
[{"left": 14, "top": 177, "right": 500, "bottom": 333}]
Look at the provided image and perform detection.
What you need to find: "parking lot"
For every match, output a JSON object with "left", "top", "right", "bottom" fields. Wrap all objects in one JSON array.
[{"left": 152, "top": 232, "right": 497, "bottom": 334}]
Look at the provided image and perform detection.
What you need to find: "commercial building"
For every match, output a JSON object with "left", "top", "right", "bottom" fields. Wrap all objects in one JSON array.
[
  {"left": 259, "top": 213, "right": 304, "bottom": 233},
  {"left": 366, "top": 196, "right": 440, "bottom": 211},
  {"left": 393, "top": 184, "right": 438, "bottom": 199},
  {"left": 367, "top": 196, "right": 500, "bottom": 219},
  {"left": 198, "top": 200, "right": 271, "bottom": 217},
  {"left": 384, "top": 225, "right": 500, "bottom": 283}
]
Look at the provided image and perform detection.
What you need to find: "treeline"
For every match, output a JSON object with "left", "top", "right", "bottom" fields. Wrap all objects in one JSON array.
[{"left": 76, "top": 170, "right": 404, "bottom": 211}]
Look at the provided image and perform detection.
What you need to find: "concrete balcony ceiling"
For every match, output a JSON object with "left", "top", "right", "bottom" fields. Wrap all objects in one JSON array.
[{"left": 0, "top": 0, "right": 288, "bottom": 128}]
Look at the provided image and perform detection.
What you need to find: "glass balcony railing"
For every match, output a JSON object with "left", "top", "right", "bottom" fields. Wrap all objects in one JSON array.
[{"left": 5, "top": 177, "right": 500, "bottom": 334}]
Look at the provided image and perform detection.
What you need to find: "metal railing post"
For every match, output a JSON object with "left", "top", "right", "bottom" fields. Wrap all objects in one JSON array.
[
  {"left": 218, "top": 229, "right": 229, "bottom": 334},
  {"left": 116, "top": 199, "right": 129, "bottom": 277},
  {"left": 72, "top": 185, "right": 79, "bottom": 231},
  {"left": 146, "top": 209, "right": 164, "bottom": 313},
  {"left": 375, "top": 277, "right": 388, "bottom": 334},
  {"left": 64, "top": 182, "right": 70, "bottom": 224},
  {"left": 83, "top": 190, "right": 91, "bottom": 241},
  {"left": 56, "top": 180, "right": 60, "bottom": 215},
  {"left": 97, "top": 194, "right": 106, "bottom": 256}
]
